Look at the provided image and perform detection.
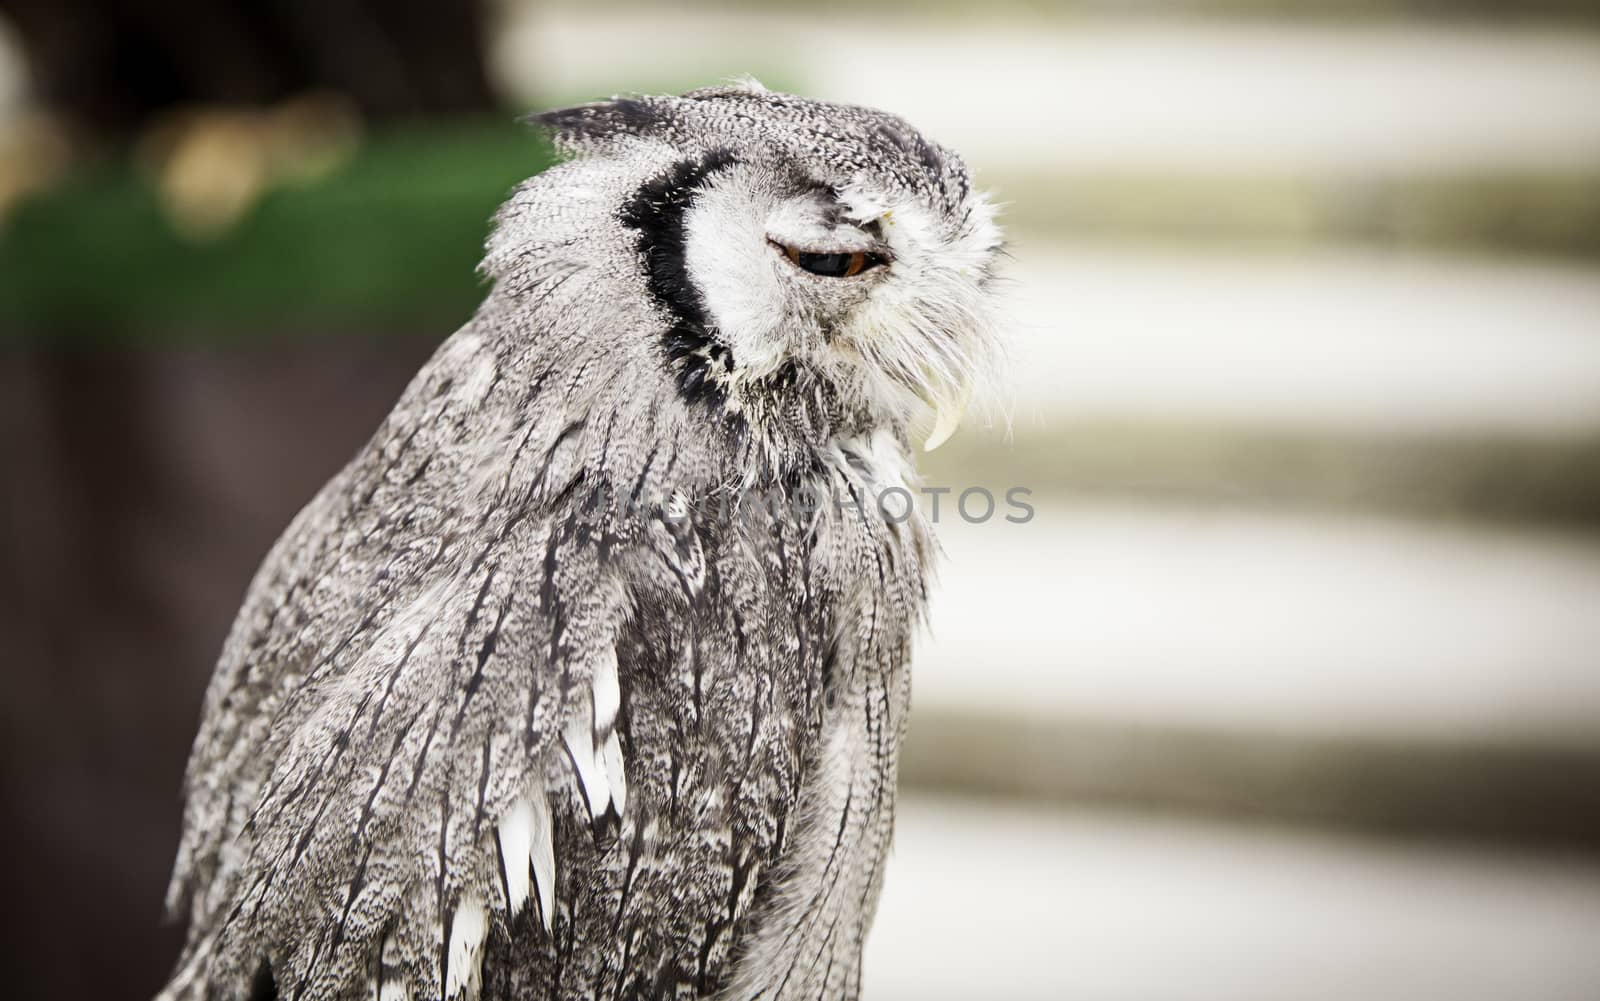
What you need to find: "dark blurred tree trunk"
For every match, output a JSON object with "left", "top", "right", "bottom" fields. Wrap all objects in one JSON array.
[
  {"left": 0, "top": 0, "right": 495, "bottom": 135},
  {"left": 0, "top": 339, "right": 438, "bottom": 1001},
  {"left": 0, "top": 8, "right": 494, "bottom": 999},
  {"left": 0, "top": 350, "right": 194, "bottom": 1001}
]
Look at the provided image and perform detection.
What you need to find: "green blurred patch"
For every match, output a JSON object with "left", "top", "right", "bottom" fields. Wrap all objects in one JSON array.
[
  {"left": 993, "top": 170, "right": 1600, "bottom": 258},
  {"left": 902, "top": 705, "right": 1600, "bottom": 853},
  {"left": 0, "top": 118, "right": 556, "bottom": 340},
  {"left": 926, "top": 421, "right": 1600, "bottom": 526}
]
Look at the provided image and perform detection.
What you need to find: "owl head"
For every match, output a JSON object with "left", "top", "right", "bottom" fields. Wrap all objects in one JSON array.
[{"left": 483, "top": 80, "right": 1002, "bottom": 460}]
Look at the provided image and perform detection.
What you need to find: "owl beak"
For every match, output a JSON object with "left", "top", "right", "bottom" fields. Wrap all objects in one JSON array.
[{"left": 922, "top": 387, "right": 970, "bottom": 452}]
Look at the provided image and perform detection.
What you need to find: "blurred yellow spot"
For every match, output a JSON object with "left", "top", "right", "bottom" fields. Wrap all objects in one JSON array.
[
  {"left": 0, "top": 113, "right": 71, "bottom": 227},
  {"left": 138, "top": 91, "right": 363, "bottom": 242}
]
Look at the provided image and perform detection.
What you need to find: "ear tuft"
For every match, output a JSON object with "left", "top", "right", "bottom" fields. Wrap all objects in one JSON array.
[{"left": 529, "top": 96, "right": 666, "bottom": 152}]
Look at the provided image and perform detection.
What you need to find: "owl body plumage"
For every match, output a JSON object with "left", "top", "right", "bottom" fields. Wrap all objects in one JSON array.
[{"left": 160, "top": 83, "right": 999, "bottom": 1001}]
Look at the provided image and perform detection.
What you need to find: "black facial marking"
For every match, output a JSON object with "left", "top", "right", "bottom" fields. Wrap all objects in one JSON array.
[
  {"left": 912, "top": 133, "right": 947, "bottom": 180},
  {"left": 619, "top": 149, "right": 740, "bottom": 412},
  {"left": 870, "top": 118, "right": 957, "bottom": 205}
]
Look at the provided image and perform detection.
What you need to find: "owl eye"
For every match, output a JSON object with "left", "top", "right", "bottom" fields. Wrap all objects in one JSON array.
[{"left": 776, "top": 243, "right": 886, "bottom": 278}]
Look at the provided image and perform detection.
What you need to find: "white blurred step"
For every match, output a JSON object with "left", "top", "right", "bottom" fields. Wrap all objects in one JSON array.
[
  {"left": 917, "top": 501, "right": 1600, "bottom": 745},
  {"left": 498, "top": 8, "right": 1600, "bottom": 172},
  {"left": 867, "top": 796, "right": 1600, "bottom": 1001},
  {"left": 1000, "top": 245, "right": 1600, "bottom": 433}
]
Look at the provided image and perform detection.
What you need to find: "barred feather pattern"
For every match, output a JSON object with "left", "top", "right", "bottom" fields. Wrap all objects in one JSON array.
[{"left": 159, "top": 81, "right": 995, "bottom": 1001}]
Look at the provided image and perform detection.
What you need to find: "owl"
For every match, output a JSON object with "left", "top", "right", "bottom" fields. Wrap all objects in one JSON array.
[{"left": 158, "top": 80, "right": 1001, "bottom": 1001}]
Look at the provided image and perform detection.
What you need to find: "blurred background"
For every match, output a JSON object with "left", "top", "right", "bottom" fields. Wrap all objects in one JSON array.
[{"left": 3, "top": 1, "right": 1600, "bottom": 999}]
